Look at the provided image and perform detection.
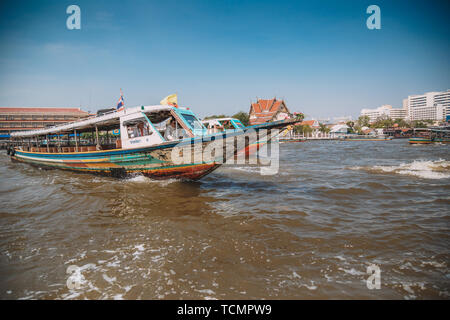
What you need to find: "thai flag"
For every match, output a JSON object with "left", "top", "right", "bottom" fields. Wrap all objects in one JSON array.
[{"left": 116, "top": 89, "right": 124, "bottom": 111}]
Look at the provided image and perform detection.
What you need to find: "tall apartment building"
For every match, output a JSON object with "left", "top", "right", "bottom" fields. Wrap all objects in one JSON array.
[
  {"left": 433, "top": 90, "right": 450, "bottom": 121},
  {"left": 0, "top": 107, "right": 90, "bottom": 140},
  {"left": 406, "top": 90, "right": 449, "bottom": 121},
  {"left": 360, "top": 105, "right": 407, "bottom": 123}
]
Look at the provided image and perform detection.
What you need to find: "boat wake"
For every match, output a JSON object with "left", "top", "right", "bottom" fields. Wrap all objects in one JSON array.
[
  {"left": 124, "top": 175, "right": 178, "bottom": 185},
  {"left": 351, "top": 159, "right": 450, "bottom": 180}
]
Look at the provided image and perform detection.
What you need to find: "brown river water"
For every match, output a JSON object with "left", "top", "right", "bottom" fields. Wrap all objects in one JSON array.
[{"left": 0, "top": 139, "right": 449, "bottom": 299}]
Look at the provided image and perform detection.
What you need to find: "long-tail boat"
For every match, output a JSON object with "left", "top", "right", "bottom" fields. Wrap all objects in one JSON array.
[
  {"left": 409, "top": 127, "right": 450, "bottom": 144},
  {"left": 7, "top": 104, "right": 295, "bottom": 180}
]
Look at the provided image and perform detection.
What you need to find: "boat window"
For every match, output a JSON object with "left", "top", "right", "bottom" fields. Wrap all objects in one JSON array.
[
  {"left": 150, "top": 115, "right": 190, "bottom": 141},
  {"left": 145, "top": 110, "right": 172, "bottom": 124},
  {"left": 220, "top": 120, "right": 235, "bottom": 130},
  {"left": 124, "top": 119, "right": 152, "bottom": 138},
  {"left": 181, "top": 113, "right": 204, "bottom": 130},
  {"left": 205, "top": 121, "right": 224, "bottom": 134},
  {"left": 232, "top": 120, "right": 245, "bottom": 129}
]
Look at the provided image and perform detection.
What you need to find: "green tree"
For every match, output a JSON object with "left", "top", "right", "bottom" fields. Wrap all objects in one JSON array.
[
  {"left": 302, "top": 124, "right": 313, "bottom": 135},
  {"left": 412, "top": 120, "right": 430, "bottom": 128},
  {"left": 357, "top": 115, "right": 370, "bottom": 128},
  {"left": 232, "top": 111, "right": 250, "bottom": 126},
  {"left": 346, "top": 121, "right": 355, "bottom": 134},
  {"left": 372, "top": 115, "right": 394, "bottom": 129},
  {"left": 293, "top": 125, "right": 303, "bottom": 134},
  {"left": 294, "top": 112, "right": 305, "bottom": 122},
  {"left": 296, "top": 124, "right": 313, "bottom": 135},
  {"left": 293, "top": 124, "right": 312, "bottom": 135},
  {"left": 319, "top": 123, "right": 330, "bottom": 134},
  {"left": 354, "top": 124, "right": 363, "bottom": 134},
  {"left": 394, "top": 118, "right": 408, "bottom": 128}
]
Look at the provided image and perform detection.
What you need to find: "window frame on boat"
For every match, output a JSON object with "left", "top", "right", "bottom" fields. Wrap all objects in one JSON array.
[{"left": 173, "top": 109, "right": 206, "bottom": 136}]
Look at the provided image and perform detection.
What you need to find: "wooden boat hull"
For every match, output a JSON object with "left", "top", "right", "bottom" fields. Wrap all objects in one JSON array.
[
  {"left": 11, "top": 136, "right": 237, "bottom": 180},
  {"left": 409, "top": 137, "right": 450, "bottom": 144},
  {"left": 10, "top": 120, "right": 293, "bottom": 180},
  {"left": 11, "top": 154, "right": 221, "bottom": 180},
  {"left": 409, "top": 138, "right": 432, "bottom": 144}
]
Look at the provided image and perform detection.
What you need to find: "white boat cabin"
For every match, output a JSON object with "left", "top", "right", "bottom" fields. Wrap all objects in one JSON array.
[{"left": 10, "top": 105, "right": 207, "bottom": 152}]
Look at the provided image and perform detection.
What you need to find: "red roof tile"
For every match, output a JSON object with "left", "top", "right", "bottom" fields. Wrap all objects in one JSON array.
[
  {"left": 299, "top": 120, "right": 314, "bottom": 126},
  {"left": 249, "top": 98, "right": 290, "bottom": 125},
  {"left": 270, "top": 100, "right": 281, "bottom": 112}
]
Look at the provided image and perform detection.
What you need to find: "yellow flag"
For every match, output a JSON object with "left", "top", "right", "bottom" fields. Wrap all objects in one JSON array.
[{"left": 160, "top": 93, "right": 177, "bottom": 106}]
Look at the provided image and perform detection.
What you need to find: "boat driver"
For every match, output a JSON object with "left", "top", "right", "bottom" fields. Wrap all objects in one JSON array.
[{"left": 164, "top": 118, "right": 177, "bottom": 141}]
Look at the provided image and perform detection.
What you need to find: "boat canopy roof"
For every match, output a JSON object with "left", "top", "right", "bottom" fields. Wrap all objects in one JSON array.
[
  {"left": 10, "top": 105, "right": 173, "bottom": 138},
  {"left": 202, "top": 117, "right": 236, "bottom": 122}
]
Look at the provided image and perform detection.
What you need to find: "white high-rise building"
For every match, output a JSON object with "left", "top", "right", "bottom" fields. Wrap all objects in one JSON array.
[
  {"left": 360, "top": 105, "right": 407, "bottom": 123},
  {"left": 406, "top": 90, "right": 449, "bottom": 121},
  {"left": 433, "top": 90, "right": 450, "bottom": 121},
  {"left": 389, "top": 107, "right": 408, "bottom": 120}
]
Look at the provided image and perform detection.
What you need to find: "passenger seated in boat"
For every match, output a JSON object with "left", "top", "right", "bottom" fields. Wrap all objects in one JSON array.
[
  {"left": 213, "top": 124, "right": 224, "bottom": 133},
  {"left": 137, "top": 122, "right": 150, "bottom": 137},
  {"left": 222, "top": 120, "right": 234, "bottom": 130},
  {"left": 127, "top": 126, "right": 136, "bottom": 138},
  {"left": 127, "top": 121, "right": 150, "bottom": 138},
  {"left": 164, "top": 118, "right": 177, "bottom": 141}
]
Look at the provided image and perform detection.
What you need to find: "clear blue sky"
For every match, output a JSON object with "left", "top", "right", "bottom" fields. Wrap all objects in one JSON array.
[{"left": 0, "top": 0, "right": 448, "bottom": 119}]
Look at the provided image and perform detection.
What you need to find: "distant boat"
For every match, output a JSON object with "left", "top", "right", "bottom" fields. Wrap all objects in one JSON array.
[
  {"left": 409, "top": 127, "right": 450, "bottom": 144},
  {"left": 7, "top": 105, "right": 295, "bottom": 180}
]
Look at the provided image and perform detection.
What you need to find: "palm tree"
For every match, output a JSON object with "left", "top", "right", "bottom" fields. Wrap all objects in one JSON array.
[
  {"left": 319, "top": 123, "right": 330, "bottom": 134},
  {"left": 293, "top": 125, "right": 304, "bottom": 134},
  {"left": 302, "top": 124, "right": 313, "bottom": 135}
]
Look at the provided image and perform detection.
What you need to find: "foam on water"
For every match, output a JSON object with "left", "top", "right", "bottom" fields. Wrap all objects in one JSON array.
[
  {"left": 351, "top": 159, "right": 450, "bottom": 179},
  {"left": 229, "top": 166, "right": 262, "bottom": 173},
  {"left": 124, "top": 175, "right": 178, "bottom": 185}
]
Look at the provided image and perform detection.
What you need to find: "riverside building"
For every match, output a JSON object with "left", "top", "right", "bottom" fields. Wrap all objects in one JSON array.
[
  {"left": 360, "top": 105, "right": 407, "bottom": 123},
  {"left": 0, "top": 107, "right": 90, "bottom": 140},
  {"left": 406, "top": 90, "right": 449, "bottom": 121}
]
